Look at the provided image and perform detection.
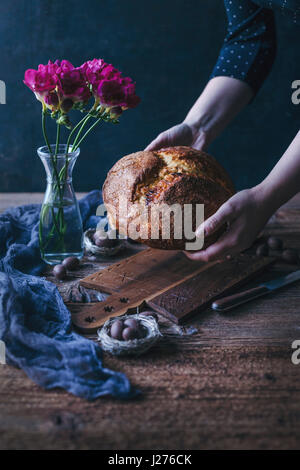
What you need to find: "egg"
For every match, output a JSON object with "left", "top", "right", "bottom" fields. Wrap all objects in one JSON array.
[{"left": 110, "top": 319, "right": 124, "bottom": 340}]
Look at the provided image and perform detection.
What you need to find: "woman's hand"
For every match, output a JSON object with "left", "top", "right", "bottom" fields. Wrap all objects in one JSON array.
[
  {"left": 146, "top": 77, "right": 254, "bottom": 152},
  {"left": 145, "top": 122, "right": 208, "bottom": 151},
  {"left": 185, "top": 186, "right": 274, "bottom": 262}
]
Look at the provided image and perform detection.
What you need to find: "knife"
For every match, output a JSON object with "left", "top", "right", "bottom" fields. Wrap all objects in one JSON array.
[{"left": 211, "top": 269, "right": 300, "bottom": 312}]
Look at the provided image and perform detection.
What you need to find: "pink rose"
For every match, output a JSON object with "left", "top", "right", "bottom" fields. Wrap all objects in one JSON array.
[
  {"left": 54, "top": 59, "right": 74, "bottom": 73},
  {"left": 122, "top": 80, "right": 141, "bottom": 109},
  {"left": 96, "top": 78, "right": 126, "bottom": 107},
  {"left": 24, "top": 60, "right": 57, "bottom": 94},
  {"left": 81, "top": 59, "right": 120, "bottom": 91},
  {"left": 56, "top": 61, "right": 91, "bottom": 104},
  {"left": 96, "top": 77, "right": 140, "bottom": 108},
  {"left": 24, "top": 58, "right": 140, "bottom": 117},
  {"left": 44, "top": 91, "right": 59, "bottom": 108}
]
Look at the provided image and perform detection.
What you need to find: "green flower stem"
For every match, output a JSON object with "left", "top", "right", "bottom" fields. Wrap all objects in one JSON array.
[
  {"left": 66, "top": 113, "right": 90, "bottom": 154},
  {"left": 60, "top": 113, "right": 92, "bottom": 186},
  {"left": 42, "top": 110, "right": 52, "bottom": 156},
  {"left": 40, "top": 119, "right": 66, "bottom": 255},
  {"left": 72, "top": 114, "right": 93, "bottom": 149},
  {"left": 73, "top": 117, "right": 102, "bottom": 152},
  {"left": 54, "top": 122, "right": 66, "bottom": 248},
  {"left": 54, "top": 122, "right": 61, "bottom": 159}
]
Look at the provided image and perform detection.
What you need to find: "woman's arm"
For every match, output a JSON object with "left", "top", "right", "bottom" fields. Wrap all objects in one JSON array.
[
  {"left": 186, "top": 130, "right": 300, "bottom": 262},
  {"left": 146, "top": 0, "right": 276, "bottom": 151},
  {"left": 146, "top": 76, "right": 253, "bottom": 151},
  {"left": 256, "top": 130, "right": 300, "bottom": 210},
  {"left": 183, "top": 76, "right": 254, "bottom": 149}
]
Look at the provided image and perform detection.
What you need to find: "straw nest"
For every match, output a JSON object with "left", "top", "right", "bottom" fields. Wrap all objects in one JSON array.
[
  {"left": 97, "top": 313, "right": 162, "bottom": 356},
  {"left": 83, "top": 228, "right": 126, "bottom": 256}
]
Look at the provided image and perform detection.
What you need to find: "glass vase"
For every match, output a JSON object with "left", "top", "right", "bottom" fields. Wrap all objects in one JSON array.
[{"left": 38, "top": 144, "right": 84, "bottom": 265}]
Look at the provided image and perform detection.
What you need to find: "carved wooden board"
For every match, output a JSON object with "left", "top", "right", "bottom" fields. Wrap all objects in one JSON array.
[{"left": 71, "top": 248, "right": 275, "bottom": 332}]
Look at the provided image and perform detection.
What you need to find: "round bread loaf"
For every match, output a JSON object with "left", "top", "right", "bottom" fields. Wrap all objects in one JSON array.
[{"left": 102, "top": 146, "right": 235, "bottom": 250}]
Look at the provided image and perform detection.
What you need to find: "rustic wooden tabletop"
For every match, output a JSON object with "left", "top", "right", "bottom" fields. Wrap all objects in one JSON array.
[{"left": 1, "top": 192, "right": 300, "bottom": 450}]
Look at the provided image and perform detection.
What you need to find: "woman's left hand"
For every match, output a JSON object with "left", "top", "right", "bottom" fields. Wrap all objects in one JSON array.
[{"left": 185, "top": 186, "right": 274, "bottom": 262}]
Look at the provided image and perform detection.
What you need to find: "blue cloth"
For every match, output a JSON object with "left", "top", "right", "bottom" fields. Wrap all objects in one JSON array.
[
  {"left": 211, "top": 0, "right": 299, "bottom": 95},
  {"left": 0, "top": 190, "right": 138, "bottom": 401}
]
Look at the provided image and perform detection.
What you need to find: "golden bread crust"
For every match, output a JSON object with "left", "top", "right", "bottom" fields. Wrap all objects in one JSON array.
[{"left": 102, "top": 146, "right": 235, "bottom": 250}]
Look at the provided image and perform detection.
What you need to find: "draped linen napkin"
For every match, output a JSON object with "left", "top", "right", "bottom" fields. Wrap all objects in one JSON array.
[{"left": 0, "top": 190, "right": 138, "bottom": 400}]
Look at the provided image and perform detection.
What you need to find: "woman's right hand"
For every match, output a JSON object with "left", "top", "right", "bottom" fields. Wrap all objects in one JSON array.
[{"left": 145, "top": 122, "right": 208, "bottom": 151}]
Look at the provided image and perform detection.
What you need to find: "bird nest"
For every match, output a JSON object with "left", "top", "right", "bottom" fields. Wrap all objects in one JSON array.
[
  {"left": 97, "top": 313, "right": 162, "bottom": 356},
  {"left": 83, "top": 228, "right": 126, "bottom": 256}
]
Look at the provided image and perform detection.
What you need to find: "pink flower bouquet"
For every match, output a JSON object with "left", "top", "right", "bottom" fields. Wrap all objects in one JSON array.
[
  {"left": 24, "top": 59, "right": 140, "bottom": 263},
  {"left": 24, "top": 58, "right": 140, "bottom": 151}
]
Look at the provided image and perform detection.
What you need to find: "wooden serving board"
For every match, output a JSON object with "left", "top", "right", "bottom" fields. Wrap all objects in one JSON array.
[{"left": 70, "top": 248, "right": 275, "bottom": 333}]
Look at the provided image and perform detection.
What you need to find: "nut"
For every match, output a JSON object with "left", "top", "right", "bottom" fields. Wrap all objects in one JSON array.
[
  {"left": 53, "top": 264, "right": 67, "bottom": 280},
  {"left": 282, "top": 249, "right": 299, "bottom": 264},
  {"left": 62, "top": 256, "right": 80, "bottom": 270},
  {"left": 256, "top": 243, "right": 269, "bottom": 257},
  {"left": 267, "top": 236, "right": 283, "bottom": 251}
]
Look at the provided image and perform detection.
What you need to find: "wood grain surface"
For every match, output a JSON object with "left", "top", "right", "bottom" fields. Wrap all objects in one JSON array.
[
  {"left": 75, "top": 251, "right": 274, "bottom": 331},
  {"left": 1, "top": 192, "right": 300, "bottom": 450}
]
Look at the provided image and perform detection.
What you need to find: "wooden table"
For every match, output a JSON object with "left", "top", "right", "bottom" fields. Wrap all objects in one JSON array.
[{"left": 1, "top": 192, "right": 300, "bottom": 450}]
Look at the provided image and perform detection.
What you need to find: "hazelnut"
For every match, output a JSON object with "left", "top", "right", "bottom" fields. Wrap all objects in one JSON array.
[
  {"left": 282, "top": 249, "right": 299, "bottom": 264},
  {"left": 53, "top": 264, "right": 67, "bottom": 280},
  {"left": 62, "top": 256, "right": 80, "bottom": 270},
  {"left": 256, "top": 243, "right": 269, "bottom": 257},
  {"left": 267, "top": 236, "right": 283, "bottom": 251}
]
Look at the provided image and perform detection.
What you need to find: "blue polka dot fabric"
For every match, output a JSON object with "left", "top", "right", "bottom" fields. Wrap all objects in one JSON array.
[{"left": 211, "top": 0, "right": 299, "bottom": 94}]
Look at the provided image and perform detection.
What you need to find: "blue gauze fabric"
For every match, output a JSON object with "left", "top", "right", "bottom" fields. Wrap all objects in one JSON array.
[{"left": 0, "top": 190, "right": 138, "bottom": 400}]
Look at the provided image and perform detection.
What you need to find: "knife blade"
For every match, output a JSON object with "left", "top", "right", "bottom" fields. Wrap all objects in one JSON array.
[{"left": 211, "top": 269, "right": 300, "bottom": 312}]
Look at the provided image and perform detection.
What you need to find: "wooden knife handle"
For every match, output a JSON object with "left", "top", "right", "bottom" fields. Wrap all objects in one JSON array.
[{"left": 211, "top": 285, "right": 270, "bottom": 312}]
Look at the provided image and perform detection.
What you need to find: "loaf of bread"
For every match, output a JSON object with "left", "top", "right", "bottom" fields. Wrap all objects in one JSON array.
[{"left": 102, "top": 146, "right": 235, "bottom": 250}]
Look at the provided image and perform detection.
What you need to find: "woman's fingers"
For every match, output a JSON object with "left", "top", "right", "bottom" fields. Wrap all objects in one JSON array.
[
  {"left": 185, "top": 229, "right": 240, "bottom": 262},
  {"left": 187, "top": 199, "right": 240, "bottom": 262},
  {"left": 185, "top": 188, "right": 269, "bottom": 263},
  {"left": 145, "top": 123, "right": 194, "bottom": 151},
  {"left": 145, "top": 132, "right": 169, "bottom": 151},
  {"left": 195, "top": 200, "right": 234, "bottom": 239}
]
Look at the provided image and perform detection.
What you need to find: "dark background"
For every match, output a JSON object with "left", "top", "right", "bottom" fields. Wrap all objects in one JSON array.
[{"left": 0, "top": 0, "right": 299, "bottom": 193}]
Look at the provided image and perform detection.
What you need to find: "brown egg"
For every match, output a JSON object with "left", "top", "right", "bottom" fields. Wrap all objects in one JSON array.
[
  {"left": 122, "top": 327, "right": 140, "bottom": 341},
  {"left": 256, "top": 243, "right": 269, "bottom": 257},
  {"left": 110, "top": 319, "right": 124, "bottom": 340},
  {"left": 267, "top": 236, "right": 283, "bottom": 251},
  {"left": 282, "top": 249, "right": 299, "bottom": 264},
  {"left": 140, "top": 311, "right": 158, "bottom": 322},
  {"left": 124, "top": 318, "right": 139, "bottom": 329},
  {"left": 53, "top": 264, "right": 67, "bottom": 280},
  {"left": 62, "top": 256, "right": 80, "bottom": 270},
  {"left": 94, "top": 235, "right": 119, "bottom": 248}
]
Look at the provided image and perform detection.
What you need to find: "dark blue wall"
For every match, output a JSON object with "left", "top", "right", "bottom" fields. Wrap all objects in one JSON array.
[{"left": 0, "top": 0, "right": 299, "bottom": 192}]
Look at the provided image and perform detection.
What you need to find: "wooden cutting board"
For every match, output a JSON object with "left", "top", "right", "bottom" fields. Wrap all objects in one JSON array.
[{"left": 70, "top": 248, "right": 274, "bottom": 333}]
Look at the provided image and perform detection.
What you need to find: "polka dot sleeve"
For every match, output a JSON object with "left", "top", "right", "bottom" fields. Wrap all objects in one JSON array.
[{"left": 210, "top": 0, "right": 277, "bottom": 95}]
